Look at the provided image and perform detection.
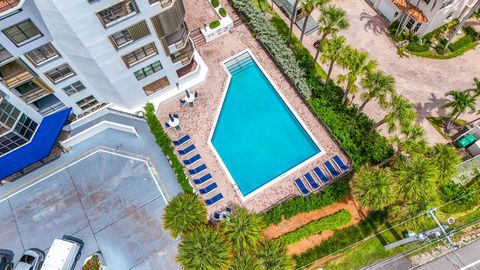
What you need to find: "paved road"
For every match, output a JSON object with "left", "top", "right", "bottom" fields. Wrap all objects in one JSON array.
[{"left": 416, "top": 240, "right": 480, "bottom": 270}]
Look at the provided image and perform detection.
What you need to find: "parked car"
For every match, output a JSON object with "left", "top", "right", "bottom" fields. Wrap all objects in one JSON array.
[
  {"left": 41, "top": 235, "right": 83, "bottom": 270},
  {"left": 0, "top": 249, "right": 14, "bottom": 270},
  {"left": 14, "top": 249, "right": 44, "bottom": 270}
]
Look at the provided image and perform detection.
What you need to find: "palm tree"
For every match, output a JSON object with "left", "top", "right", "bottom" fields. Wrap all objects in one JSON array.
[
  {"left": 319, "top": 35, "right": 348, "bottom": 82},
  {"left": 256, "top": 240, "right": 294, "bottom": 270},
  {"left": 379, "top": 123, "right": 426, "bottom": 166},
  {"left": 352, "top": 166, "right": 396, "bottom": 210},
  {"left": 371, "top": 94, "right": 416, "bottom": 134},
  {"left": 337, "top": 49, "right": 377, "bottom": 104},
  {"left": 223, "top": 207, "right": 265, "bottom": 254},
  {"left": 468, "top": 77, "right": 480, "bottom": 97},
  {"left": 359, "top": 70, "right": 396, "bottom": 113},
  {"left": 442, "top": 90, "right": 477, "bottom": 129},
  {"left": 162, "top": 193, "right": 207, "bottom": 238},
  {"left": 430, "top": 144, "right": 461, "bottom": 185},
  {"left": 230, "top": 254, "right": 265, "bottom": 270},
  {"left": 316, "top": 5, "right": 349, "bottom": 50},
  {"left": 287, "top": 0, "right": 301, "bottom": 45},
  {"left": 299, "top": 0, "right": 328, "bottom": 43},
  {"left": 177, "top": 225, "right": 231, "bottom": 270},
  {"left": 396, "top": 154, "right": 439, "bottom": 203}
]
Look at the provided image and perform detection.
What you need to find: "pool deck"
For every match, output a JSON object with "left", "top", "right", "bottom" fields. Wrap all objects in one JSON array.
[{"left": 158, "top": 0, "right": 349, "bottom": 213}]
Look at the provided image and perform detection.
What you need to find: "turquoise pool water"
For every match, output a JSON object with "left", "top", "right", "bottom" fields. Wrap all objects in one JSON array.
[{"left": 212, "top": 52, "right": 321, "bottom": 197}]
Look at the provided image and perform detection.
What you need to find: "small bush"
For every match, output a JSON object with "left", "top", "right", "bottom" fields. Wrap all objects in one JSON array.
[
  {"left": 219, "top": 7, "right": 227, "bottom": 17},
  {"left": 278, "top": 210, "right": 352, "bottom": 245},
  {"left": 209, "top": 20, "right": 221, "bottom": 29},
  {"left": 449, "top": 34, "right": 475, "bottom": 52},
  {"left": 406, "top": 41, "right": 430, "bottom": 52},
  {"left": 423, "top": 19, "right": 459, "bottom": 41},
  {"left": 144, "top": 103, "right": 193, "bottom": 193},
  {"left": 211, "top": 0, "right": 220, "bottom": 7},
  {"left": 465, "top": 26, "right": 479, "bottom": 39}
]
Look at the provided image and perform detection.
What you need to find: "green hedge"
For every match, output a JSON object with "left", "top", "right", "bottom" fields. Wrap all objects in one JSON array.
[
  {"left": 211, "top": 0, "right": 219, "bottom": 8},
  {"left": 423, "top": 19, "right": 459, "bottom": 42},
  {"left": 293, "top": 211, "right": 388, "bottom": 267},
  {"left": 263, "top": 179, "right": 350, "bottom": 225},
  {"left": 406, "top": 41, "right": 429, "bottom": 52},
  {"left": 144, "top": 103, "right": 193, "bottom": 193},
  {"left": 278, "top": 210, "right": 352, "bottom": 245},
  {"left": 449, "top": 34, "right": 475, "bottom": 51},
  {"left": 219, "top": 7, "right": 227, "bottom": 17},
  {"left": 209, "top": 20, "right": 221, "bottom": 29}
]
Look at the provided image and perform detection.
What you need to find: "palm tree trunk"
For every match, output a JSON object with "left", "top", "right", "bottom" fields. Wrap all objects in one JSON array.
[
  {"left": 371, "top": 118, "right": 387, "bottom": 134},
  {"left": 271, "top": 0, "right": 274, "bottom": 12},
  {"left": 326, "top": 59, "right": 335, "bottom": 82},
  {"left": 288, "top": 0, "right": 300, "bottom": 45},
  {"left": 263, "top": 0, "right": 267, "bottom": 12},
  {"left": 378, "top": 151, "right": 397, "bottom": 167},
  {"left": 314, "top": 48, "right": 321, "bottom": 63},
  {"left": 318, "top": 32, "right": 329, "bottom": 52},
  {"left": 342, "top": 88, "right": 350, "bottom": 105},
  {"left": 299, "top": 12, "right": 310, "bottom": 43},
  {"left": 447, "top": 112, "right": 461, "bottom": 129},
  {"left": 395, "top": 11, "right": 406, "bottom": 36},
  {"left": 357, "top": 99, "right": 370, "bottom": 115}
]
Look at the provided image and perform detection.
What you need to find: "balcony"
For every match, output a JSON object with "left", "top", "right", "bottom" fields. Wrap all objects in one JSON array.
[
  {"left": 170, "top": 40, "right": 194, "bottom": 66},
  {"left": 15, "top": 80, "right": 52, "bottom": 104},
  {"left": 97, "top": 0, "right": 138, "bottom": 27},
  {"left": 0, "top": 0, "right": 20, "bottom": 14},
  {"left": 0, "top": 60, "right": 35, "bottom": 89},
  {"left": 0, "top": 46, "right": 13, "bottom": 64},
  {"left": 165, "top": 23, "right": 190, "bottom": 54},
  {"left": 31, "top": 94, "right": 66, "bottom": 116},
  {"left": 149, "top": 0, "right": 173, "bottom": 8}
]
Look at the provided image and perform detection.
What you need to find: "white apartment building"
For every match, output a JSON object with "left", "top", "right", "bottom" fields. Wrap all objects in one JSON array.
[
  {"left": 369, "top": 0, "right": 479, "bottom": 36},
  {"left": 0, "top": 0, "right": 207, "bottom": 156}
]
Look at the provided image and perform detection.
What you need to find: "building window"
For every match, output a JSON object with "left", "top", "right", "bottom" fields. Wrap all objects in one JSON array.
[
  {"left": 0, "top": 98, "right": 21, "bottom": 135},
  {"left": 405, "top": 18, "right": 415, "bottom": 30},
  {"left": 143, "top": 76, "right": 170, "bottom": 95},
  {"left": 14, "top": 114, "right": 37, "bottom": 141},
  {"left": 134, "top": 61, "right": 163, "bottom": 80},
  {"left": 25, "top": 43, "right": 60, "bottom": 66},
  {"left": 62, "top": 81, "right": 86, "bottom": 96},
  {"left": 109, "top": 21, "right": 150, "bottom": 49},
  {"left": 45, "top": 64, "right": 75, "bottom": 83},
  {"left": 97, "top": 0, "right": 138, "bottom": 27},
  {"left": 423, "top": 0, "right": 431, "bottom": 4},
  {"left": 121, "top": 43, "right": 157, "bottom": 68},
  {"left": 3, "top": 20, "right": 42, "bottom": 47},
  {"left": 446, "top": 11, "right": 454, "bottom": 19},
  {"left": 441, "top": 0, "right": 453, "bottom": 9},
  {"left": 413, "top": 22, "right": 422, "bottom": 33},
  {"left": 76, "top": 95, "right": 99, "bottom": 111},
  {"left": 0, "top": 45, "right": 13, "bottom": 63}
]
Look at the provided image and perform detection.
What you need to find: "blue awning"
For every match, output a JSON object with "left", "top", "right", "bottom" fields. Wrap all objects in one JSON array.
[{"left": 0, "top": 108, "right": 72, "bottom": 180}]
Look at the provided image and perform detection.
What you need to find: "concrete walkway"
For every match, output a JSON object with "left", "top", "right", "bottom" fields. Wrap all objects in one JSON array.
[{"left": 273, "top": 0, "right": 480, "bottom": 144}]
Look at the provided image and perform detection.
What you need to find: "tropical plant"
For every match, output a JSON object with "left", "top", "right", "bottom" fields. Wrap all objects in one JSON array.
[
  {"left": 257, "top": 240, "right": 294, "bottom": 270},
  {"left": 223, "top": 207, "right": 265, "bottom": 254},
  {"left": 442, "top": 90, "right": 477, "bottom": 129},
  {"left": 177, "top": 225, "right": 231, "bottom": 270},
  {"left": 380, "top": 123, "right": 427, "bottom": 166},
  {"left": 163, "top": 193, "right": 207, "bottom": 238},
  {"left": 337, "top": 49, "right": 377, "bottom": 104},
  {"left": 359, "top": 70, "right": 396, "bottom": 113},
  {"left": 287, "top": 0, "right": 301, "bottom": 45},
  {"left": 352, "top": 166, "right": 396, "bottom": 210},
  {"left": 230, "top": 254, "right": 265, "bottom": 270},
  {"left": 396, "top": 154, "right": 439, "bottom": 203},
  {"left": 371, "top": 94, "right": 416, "bottom": 134},
  {"left": 316, "top": 5, "right": 349, "bottom": 49},
  {"left": 430, "top": 144, "right": 461, "bottom": 185},
  {"left": 319, "top": 35, "right": 348, "bottom": 82},
  {"left": 299, "top": 0, "right": 328, "bottom": 43}
]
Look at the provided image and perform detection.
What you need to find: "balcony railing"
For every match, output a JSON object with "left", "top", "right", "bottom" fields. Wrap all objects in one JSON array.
[
  {"left": 97, "top": 0, "right": 138, "bottom": 27},
  {"left": 38, "top": 101, "right": 66, "bottom": 116},
  {"left": 149, "top": 0, "right": 173, "bottom": 8},
  {"left": 21, "top": 87, "right": 51, "bottom": 104},
  {"left": 0, "top": 64, "right": 35, "bottom": 89},
  {"left": 166, "top": 24, "right": 190, "bottom": 51},
  {"left": 171, "top": 40, "right": 194, "bottom": 65},
  {"left": 0, "top": 48, "right": 13, "bottom": 64},
  {"left": 0, "top": 0, "right": 20, "bottom": 14}
]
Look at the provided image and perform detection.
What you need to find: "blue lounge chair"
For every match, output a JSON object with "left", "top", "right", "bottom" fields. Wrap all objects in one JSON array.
[
  {"left": 213, "top": 212, "right": 221, "bottom": 220},
  {"left": 180, "top": 99, "right": 187, "bottom": 106},
  {"left": 199, "top": 182, "right": 218, "bottom": 195},
  {"left": 173, "top": 135, "right": 190, "bottom": 147},
  {"left": 173, "top": 114, "right": 179, "bottom": 118},
  {"left": 304, "top": 172, "right": 320, "bottom": 191},
  {"left": 188, "top": 164, "right": 207, "bottom": 175},
  {"left": 333, "top": 155, "right": 350, "bottom": 172},
  {"left": 183, "top": 154, "right": 201, "bottom": 166},
  {"left": 164, "top": 122, "right": 171, "bottom": 128},
  {"left": 324, "top": 161, "right": 340, "bottom": 178},
  {"left": 194, "top": 173, "right": 212, "bottom": 185},
  {"left": 225, "top": 207, "right": 232, "bottom": 214},
  {"left": 205, "top": 193, "right": 224, "bottom": 206},
  {"left": 178, "top": 144, "right": 196, "bottom": 155},
  {"left": 313, "top": 167, "right": 330, "bottom": 184},
  {"left": 294, "top": 178, "right": 310, "bottom": 196}
]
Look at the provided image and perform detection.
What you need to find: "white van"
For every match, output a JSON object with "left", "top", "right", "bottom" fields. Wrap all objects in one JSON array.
[{"left": 41, "top": 236, "right": 83, "bottom": 270}]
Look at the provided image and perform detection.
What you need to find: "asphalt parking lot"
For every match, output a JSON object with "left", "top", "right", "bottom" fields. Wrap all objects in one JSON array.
[{"left": 0, "top": 149, "right": 179, "bottom": 270}]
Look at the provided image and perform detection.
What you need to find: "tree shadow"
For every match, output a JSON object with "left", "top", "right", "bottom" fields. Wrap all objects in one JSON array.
[
  {"left": 414, "top": 93, "right": 450, "bottom": 124},
  {"left": 360, "top": 12, "right": 388, "bottom": 36}
]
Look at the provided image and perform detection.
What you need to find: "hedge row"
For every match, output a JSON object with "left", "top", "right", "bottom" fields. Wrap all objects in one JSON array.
[
  {"left": 278, "top": 210, "right": 352, "bottom": 245},
  {"left": 144, "top": 103, "right": 193, "bottom": 193},
  {"left": 263, "top": 179, "right": 350, "bottom": 225},
  {"left": 229, "top": 0, "right": 311, "bottom": 98},
  {"left": 423, "top": 19, "right": 459, "bottom": 42},
  {"left": 293, "top": 211, "right": 388, "bottom": 267},
  {"left": 406, "top": 41, "right": 430, "bottom": 52},
  {"left": 449, "top": 34, "right": 475, "bottom": 52}
]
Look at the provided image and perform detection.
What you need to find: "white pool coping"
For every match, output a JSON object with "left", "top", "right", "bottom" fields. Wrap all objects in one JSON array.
[{"left": 207, "top": 49, "right": 325, "bottom": 202}]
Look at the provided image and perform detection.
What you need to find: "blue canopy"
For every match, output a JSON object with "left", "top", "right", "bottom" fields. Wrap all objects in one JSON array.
[{"left": 0, "top": 108, "right": 72, "bottom": 180}]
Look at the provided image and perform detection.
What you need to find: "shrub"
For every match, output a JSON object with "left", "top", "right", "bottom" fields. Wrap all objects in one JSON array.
[
  {"left": 449, "top": 34, "right": 475, "bottom": 52},
  {"left": 293, "top": 211, "right": 388, "bottom": 267},
  {"left": 423, "top": 19, "right": 459, "bottom": 41},
  {"left": 406, "top": 41, "right": 429, "bottom": 52},
  {"left": 278, "top": 210, "right": 352, "bottom": 245},
  {"left": 465, "top": 26, "right": 479, "bottom": 39},
  {"left": 263, "top": 179, "right": 350, "bottom": 225},
  {"left": 209, "top": 20, "right": 221, "bottom": 29},
  {"left": 82, "top": 255, "right": 100, "bottom": 270},
  {"left": 144, "top": 103, "right": 193, "bottom": 193},
  {"left": 219, "top": 7, "right": 227, "bottom": 17},
  {"left": 211, "top": 0, "right": 220, "bottom": 8}
]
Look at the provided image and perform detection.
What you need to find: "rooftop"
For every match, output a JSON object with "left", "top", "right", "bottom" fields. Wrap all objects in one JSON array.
[
  {"left": 0, "top": 0, "right": 21, "bottom": 14},
  {"left": 392, "top": 0, "right": 429, "bottom": 23}
]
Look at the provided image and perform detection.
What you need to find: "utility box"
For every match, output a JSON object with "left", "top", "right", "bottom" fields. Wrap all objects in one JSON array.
[{"left": 467, "top": 140, "right": 480, "bottom": 157}]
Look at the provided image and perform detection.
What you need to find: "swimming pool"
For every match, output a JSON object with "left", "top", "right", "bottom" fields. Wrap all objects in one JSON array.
[{"left": 211, "top": 50, "right": 321, "bottom": 198}]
